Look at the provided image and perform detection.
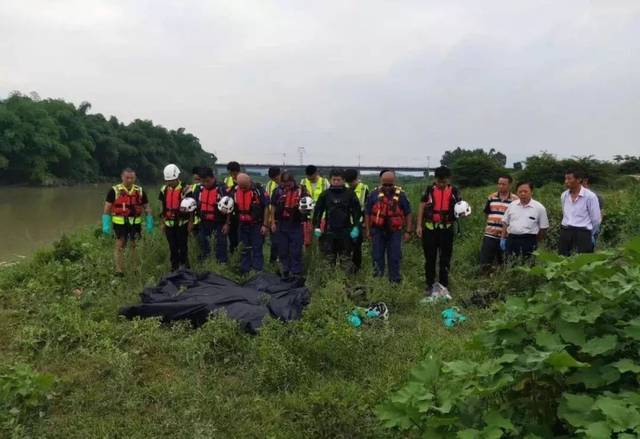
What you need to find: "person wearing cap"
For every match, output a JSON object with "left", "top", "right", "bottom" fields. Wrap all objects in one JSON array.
[
  {"left": 269, "top": 171, "right": 309, "bottom": 279},
  {"left": 159, "top": 164, "right": 193, "bottom": 271},
  {"left": 365, "top": 170, "right": 412, "bottom": 283},
  {"left": 224, "top": 161, "right": 241, "bottom": 254},
  {"left": 301, "top": 165, "right": 330, "bottom": 246},
  {"left": 225, "top": 173, "right": 270, "bottom": 274},
  {"left": 265, "top": 167, "right": 281, "bottom": 264},
  {"left": 416, "top": 166, "right": 462, "bottom": 296},
  {"left": 479, "top": 174, "right": 518, "bottom": 270},
  {"left": 500, "top": 181, "right": 549, "bottom": 261},
  {"left": 559, "top": 169, "right": 601, "bottom": 255},
  {"left": 344, "top": 168, "right": 369, "bottom": 272}
]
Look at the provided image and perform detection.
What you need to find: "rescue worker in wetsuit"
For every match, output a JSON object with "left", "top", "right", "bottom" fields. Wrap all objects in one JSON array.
[
  {"left": 416, "top": 166, "right": 462, "bottom": 295},
  {"left": 159, "top": 164, "right": 193, "bottom": 271},
  {"left": 265, "top": 167, "right": 281, "bottom": 264},
  {"left": 269, "top": 171, "right": 308, "bottom": 279},
  {"left": 312, "top": 168, "right": 361, "bottom": 270},
  {"left": 365, "top": 170, "right": 412, "bottom": 283},
  {"left": 194, "top": 166, "right": 228, "bottom": 263},
  {"left": 301, "top": 165, "right": 330, "bottom": 246},
  {"left": 344, "top": 168, "right": 369, "bottom": 272},
  {"left": 102, "top": 167, "right": 153, "bottom": 276},
  {"left": 225, "top": 173, "right": 270, "bottom": 274},
  {"left": 224, "top": 161, "right": 241, "bottom": 254}
]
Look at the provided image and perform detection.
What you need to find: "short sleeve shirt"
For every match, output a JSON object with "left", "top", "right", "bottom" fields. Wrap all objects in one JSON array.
[{"left": 502, "top": 199, "right": 549, "bottom": 235}]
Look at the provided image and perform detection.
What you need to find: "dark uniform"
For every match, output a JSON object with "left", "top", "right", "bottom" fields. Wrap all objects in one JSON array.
[
  {"left": 194, "top": 183, "right": 228, "bottom": 263},
  {"left": 313, "top": 186, "right": 361, "bottom": 269},
  {"left": 229, "top": 184, "right": 269, "bottom": 273},
  {"left": 271, "top": 184, "right": 308, "bottom": 276},
  {"left": 365, "top": 185, "right": 411, "bottom": 283},
  {"left": 420, "top": 184, "right": 461, "bottom": 290}
]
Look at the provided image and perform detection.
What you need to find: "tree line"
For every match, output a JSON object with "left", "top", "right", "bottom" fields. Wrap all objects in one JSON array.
[
  {"left": 0, "top": 93, "right": 216, "bottom": 185},
  {"left": 440, "top": 147, "right": 640, "bottom": 188}
]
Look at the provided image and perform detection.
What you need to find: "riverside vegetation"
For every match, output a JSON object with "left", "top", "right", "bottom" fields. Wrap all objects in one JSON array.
[{"left": 1, "top": 179, "right": 640, "bottom": 438}]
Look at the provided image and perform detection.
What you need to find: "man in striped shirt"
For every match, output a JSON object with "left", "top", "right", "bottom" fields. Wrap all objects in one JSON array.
[{"left": 479, "top": 175, "right": 518, "bottom": 269}]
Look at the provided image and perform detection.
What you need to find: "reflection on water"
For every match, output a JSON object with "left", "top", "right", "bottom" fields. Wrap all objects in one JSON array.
[{"left": 0, "top": 185, "right": 112, "bottom": 263}]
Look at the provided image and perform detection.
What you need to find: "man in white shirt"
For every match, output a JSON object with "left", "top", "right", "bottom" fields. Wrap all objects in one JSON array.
[
  {"left": 501, "top": 181, "right": 549, "bottom": 260},
  {"left": 559, "top": 170, "right": 601, "bottom": 256}
]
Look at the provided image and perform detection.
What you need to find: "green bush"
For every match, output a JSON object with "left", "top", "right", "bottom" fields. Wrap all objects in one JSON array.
[{"left": 377, "top": 238, "right": 640, "bottom": 437}]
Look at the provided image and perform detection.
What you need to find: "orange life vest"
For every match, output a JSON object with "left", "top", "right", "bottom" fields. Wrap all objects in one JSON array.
[
  {"left": 163, "top": 185, "right": 183, "bottom": 220},
  {"left": 111, "top": 184, "right": 144, "bottom": 219},
  {"left": 425, "top": 185, "right": 454, "bottom": 224},
  {"left": 198, "top": 186, "right": 220, "bottom": 222},
  {"left": 370, "top": 186, "right": 405, "bottom": 231},
  {"left": 275, "top": 187, "right": 302, "bottom": 220},
  {"left": 234, "top": 187, "right": 261, "bottom": 223}
]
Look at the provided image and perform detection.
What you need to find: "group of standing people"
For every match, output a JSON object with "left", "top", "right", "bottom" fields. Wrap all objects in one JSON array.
[{"left": 101, "top": 163, "right": 602, "bottom": 299}]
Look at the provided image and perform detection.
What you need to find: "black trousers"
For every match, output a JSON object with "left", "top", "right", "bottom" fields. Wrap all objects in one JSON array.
[
  {"left": 559, "top": 226, "right": 593, "bottom": 256},
  {"left": 506, "top": 234, "right": 537, "bottom": 260},
  {"left": 422, "top": 227, "right": 454, "bottom": 289},
  {"left": 165, "top": 224, "right": 189, "bottom": 270},
  {"left": 351, "top": 227, "right": 363, "bottom": 271},
  {"left": 228, "top": 215, "right": 239, "bottom": 253},
  {"left": 479, "top": 235, "right": 503, "bottom": 267},
  {"left": 320, "top": 231, "right": 353, "bottom": 271}
]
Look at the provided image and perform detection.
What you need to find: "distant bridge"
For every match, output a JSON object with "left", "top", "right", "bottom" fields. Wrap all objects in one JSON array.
[{"left": 214, "top": 163, "right": 431, "bottom": 175}]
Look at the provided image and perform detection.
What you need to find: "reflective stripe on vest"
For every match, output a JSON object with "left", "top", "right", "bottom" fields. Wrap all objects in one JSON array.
[
  {"left": 425, "top": 185, "right": 454, "bottom": 226},
  {"left": 301, "top": 177, "right": 327, "bottom": 202},
  {"left": 198, "top": 187, "right": 219, "bottom": 222},
  {"left": 353, "top": 182, "right": 369, "bottom": 208},
  {"left": 370, "top": 187, "right": 405, "bottom": 231},
  {"left": 266, "top": 180, "right": 278, "bottom": 197},
  {"left": 161, "top": 183, "right": 186, "bottom": 226},
  {"left": 224, "top": 176, "right": 235, "bottom": 189},
  {"left": 111, "top": 184, "right": 144, "bottom": 225}
]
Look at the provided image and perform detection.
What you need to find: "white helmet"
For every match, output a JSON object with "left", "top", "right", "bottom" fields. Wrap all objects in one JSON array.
[
  {"left": 454, "top": 200, "right": 471, "bottom": 218},
  {"left": 299, "top": 196, "right": 314, "bottom": 212},
  {"left": 217, "top": 196, "right": 234, "bottom": 214},
  {"left": 163, "top": 164, "right": 180, "bottom": 181},
  {"left": 180, "top": 197, "right": 197, "bottom": 213}
]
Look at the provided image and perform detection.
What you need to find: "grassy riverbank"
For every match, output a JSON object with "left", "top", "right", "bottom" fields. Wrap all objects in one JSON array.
[{"left": 1, "top": 181, "right": 639, "bottom": 438}]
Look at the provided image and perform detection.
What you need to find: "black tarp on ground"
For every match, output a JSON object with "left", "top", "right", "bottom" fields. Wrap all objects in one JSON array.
[{"left": 119, "top": 270, "right": 310, "bottom": 333}]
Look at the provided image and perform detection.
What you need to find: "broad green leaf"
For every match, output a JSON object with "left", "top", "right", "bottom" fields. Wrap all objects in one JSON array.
[
  {"left": 375, "top": 402, "right": 419, "bottom": 430},
  {"left": 444, "top": 360, "right": 476, "bottom": 377},
  {"left": 483, "top": 410, "right": 516, "bottom": 432},
  {"left": 578, "top": 421, "right": 611, "bottom": 438},
  {"left": 567, "top": 364, "right": 621, "bottom": 389},
  {"left": 580, "top": 335, "right": 618, "bottom": 356},
  {"left": 555, "top": 320, "right": 586, "bottom": 346},
  {"left": 545, "top": 351, "right": 587, "bottom": 372},
  {"left": 535, "top": 330, "right": 566, "bottom": 351},
  {"left": 611, "top": 359, "right": 640, "bottom": 374},
  {"left": 410, "top": 357, "right": 441, "bottom": 385},
  {"left": 457, "top": 429, "right": 480, "bottom": 439},
  {"left": 563, "top": 393, "right": 595, "bottom": 412},
  {"left": 594, "top": 396, "right": 640, "bottom": 431}
]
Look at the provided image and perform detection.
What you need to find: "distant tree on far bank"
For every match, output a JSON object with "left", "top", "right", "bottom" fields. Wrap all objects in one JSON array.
[
  {"left": 0, "top": 93, "right": 216, "bottom": 185},
  {"left": 441, "top": 147, "right": 508, "bottom": 187},
  {"left": 517, "top": 152, "right": 618, "bottom": 187}
]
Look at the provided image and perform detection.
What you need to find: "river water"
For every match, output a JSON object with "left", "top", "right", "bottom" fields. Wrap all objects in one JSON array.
[{"left": 0, "top": 185, "right": 112, "bottom": 264}]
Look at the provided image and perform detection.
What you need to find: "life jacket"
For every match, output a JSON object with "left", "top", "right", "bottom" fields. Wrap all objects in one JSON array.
[
  {"left": 111, "top": 184, "right": 144, "bottom": 225},
  {"left": 274, "top": 187, "right": 303, "bottom": 221},
  {"left": 234, "top": 185, "right": 264, "bottom": 224},
  {"left": 424, "top": 185, "right": 457, "bottom": 225},
  {"left": 198, "top": 185, "right": 221, "bottom": 222},
  {"left": 301, "top": 177, "right": 328, "bottom": 202},
  {"left": 370, "top": 186, "right": 405, "bottom": 231},
  {"left": 161, "top": 183, "right": 184, "bottom": 225},
  {"left": 266, "top": 179, "right": 279, "bottom": 197}
]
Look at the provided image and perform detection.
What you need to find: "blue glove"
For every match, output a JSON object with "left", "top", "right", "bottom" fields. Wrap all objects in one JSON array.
[
  {"left": 313, "top": 228, "right": 322, "bottom": 238},
  {"left": 347, "top": 313, "right": 362, "bottom": 328},
  {"left": 145, "top": 214, "right": 154, "bottom": 233},
  {"left": 350, "top": 226, "right": 360, "bottom": 240},
  {"left": 499, "top": 238, "right": 507, "bottom": 251},
  {"left": 102, "top": 214, "right": 111, "bottom": 235}
]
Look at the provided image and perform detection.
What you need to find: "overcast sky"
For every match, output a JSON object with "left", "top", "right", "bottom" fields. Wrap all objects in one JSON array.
[{"left": 1, "top": 1, "right": 639, "bottom": 166}]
